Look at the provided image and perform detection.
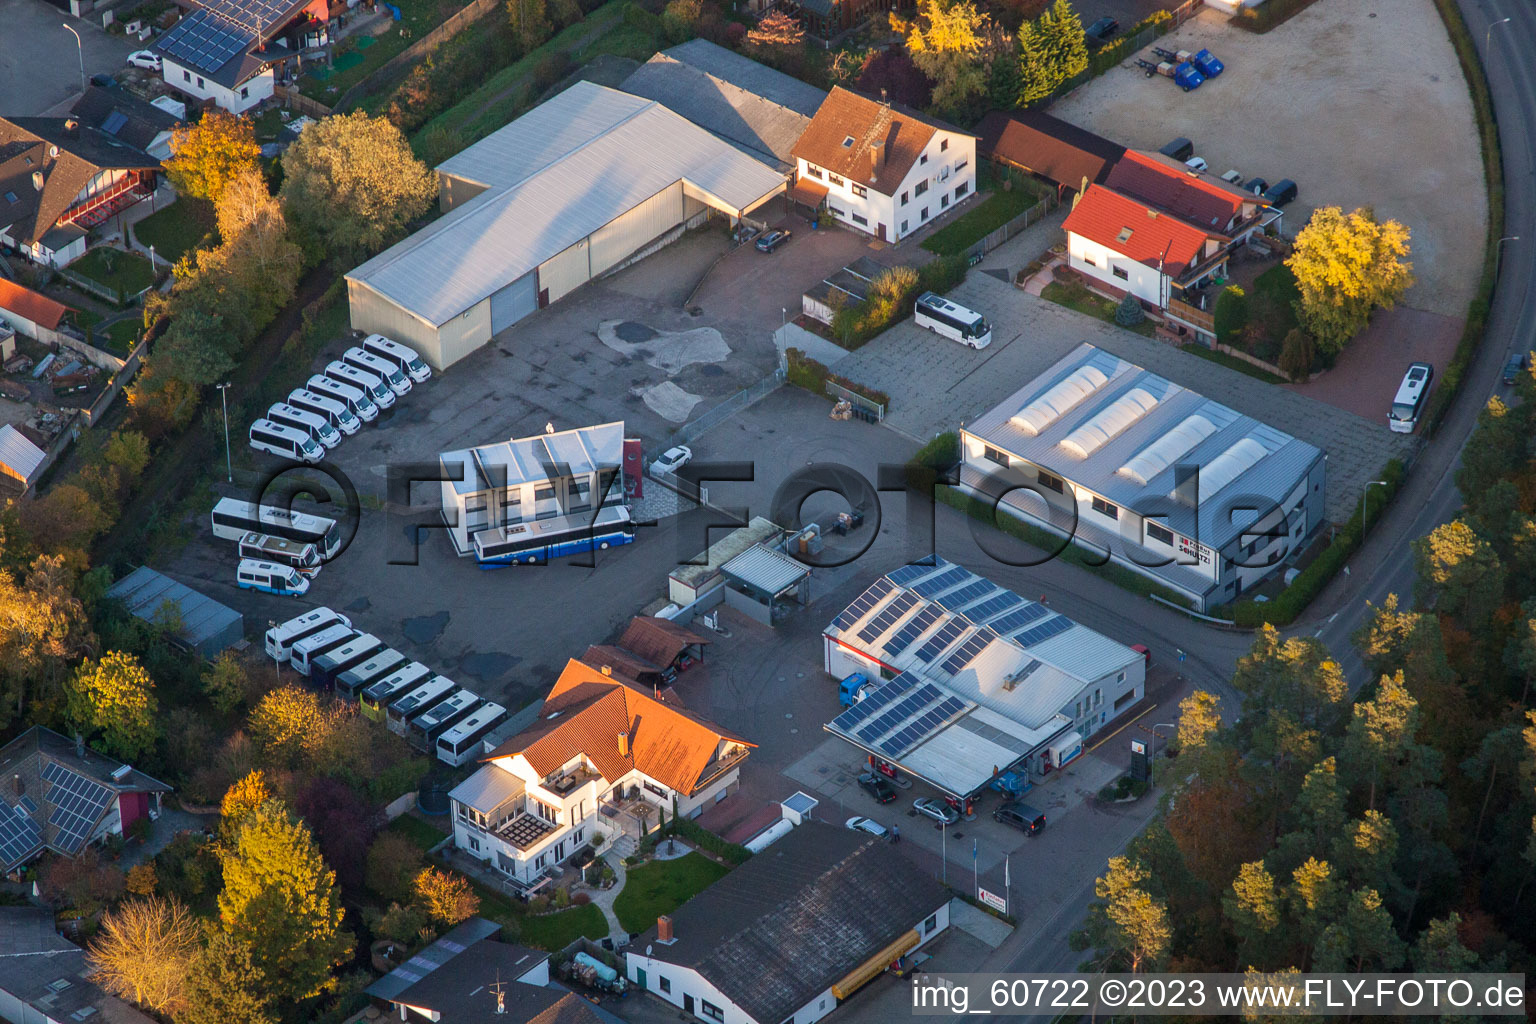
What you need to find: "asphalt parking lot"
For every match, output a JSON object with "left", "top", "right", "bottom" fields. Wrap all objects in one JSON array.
[
  {"left": 1, "top": 0, "right": 137, "bottom": 115},
  {"left": 831, "top": 270, "right": 1417, "bottom": 526},
  {"left": 1048, "top": 0, "right": 1486, "bottom": 319}
]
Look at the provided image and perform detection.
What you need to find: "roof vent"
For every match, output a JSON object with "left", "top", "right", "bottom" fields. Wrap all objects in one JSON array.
[
  {"left": 63, "top": 119, "right": 79, "bottom": 136},
  {"left": 1116, "top": 226, "right": 1132, "bottom": 243},
  {"left": 111, "top": 764, "right": 133, "bottom": 782}
]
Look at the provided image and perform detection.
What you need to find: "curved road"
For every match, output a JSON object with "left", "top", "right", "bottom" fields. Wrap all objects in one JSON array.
[{"left": 985, "top": 0, "right": 1536, "bottom": 994}]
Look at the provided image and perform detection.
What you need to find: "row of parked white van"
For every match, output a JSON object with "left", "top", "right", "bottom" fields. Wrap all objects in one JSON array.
[
  {"left": 248, "top": 334, "right": 432, "bottom": 463},
  {"left": 262, "top": 606, "right": 509, "bottom": 767}
]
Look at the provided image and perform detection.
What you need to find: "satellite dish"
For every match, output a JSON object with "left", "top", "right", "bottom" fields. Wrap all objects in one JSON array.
[{"left": 646, "top": 944, "right": 653, "bottom": 956}]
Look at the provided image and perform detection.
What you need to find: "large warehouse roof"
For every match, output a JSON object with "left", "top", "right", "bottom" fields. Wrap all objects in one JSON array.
[
  {"left": 348, "top": 82, "right": 787, "bottom": 327},
  {"left": 963, "top": 344, "right": 1323, "bottom": 552},
  {"left": 823, "top": 558, "right": 1140, "bottom": 795}
]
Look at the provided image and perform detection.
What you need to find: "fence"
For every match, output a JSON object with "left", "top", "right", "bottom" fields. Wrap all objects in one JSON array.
[
  {"left": 58, "top": 267, "right": 152, "bottom": 307},
  {"left": 332, "top": 0, "right": 502, "bottom": 111},
  {"left": 274, "top": 84, "right": 333, "bottom": 119},
  {"left": 953, "top": 191, "right": 1061, "bottom": 263},
  {"left": 80, "top": 338, "right": 146, "bottom": 427},
  {"left": 825, "top": 379, "right": 885, "bottom": 421},
  {"left": 1054, "top": 0, "right": 1203, "bottom": 100},
  {"left": 59, "top": 328, "right": 129, "bottom": 373},
  {"left": 667, "top": 370, "right": 784, "bottom": 449}
]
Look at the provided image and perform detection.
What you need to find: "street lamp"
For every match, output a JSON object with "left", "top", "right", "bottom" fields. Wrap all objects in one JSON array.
[
  {"left": 940, "top": 819, "right": 947, "bottom": 884},
  {"left": 1360, "top": 478, "right": 1388, "bottom": 527},
  {"left": 1496, "top": 235, "right": 1521, "bottom": 278},
  {"left": 62, "top": 24, "right": 86, "bottom": 92},
  {"left": 216, "top": 382, "right": 233, "bottom": 483},
  {"left": 1487, "top": 16, "right": 1511, "bottom": 54}
]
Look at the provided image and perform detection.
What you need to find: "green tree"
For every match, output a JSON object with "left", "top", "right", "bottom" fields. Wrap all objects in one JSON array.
[
  {"left": 661, "top": 0, "right": 701, "bottom": 42},
  {"left": 214, "top": 168, "right": 303, "bottom": 318},
  {"left": 164, "top": 109, "right": 261, "bottom": 204},
  {"left": 1015, "top": 0, "right": 1087, "bottom": 104},
  {"left": 906, "top": 0, "right": 991, "bottom": 115},
  {"left": 1274, "top": 757, "right": 1346, "bottom": 871},
  {"left": 506, "top": 0, "right": 552, "bottom": 52},
  {"left": 1224, "top": 861, "right": 1281, "bottom": 969},
  {"left": 103, "top": 431, "right": 151, "bottom": 480},
  {"left": 1457, "top": 396, "right": 1529, "bottom": 526},
  {"left": 1313, "top": 888, "right": 1405, "bottom": 972},
  {"left": 1114, "top": 292, "right": 1145, "bottom": 326},
  {"left": 152, "top": 308, "right": 236, "bottom": 390},
  {"left": 1342, "top": 671, "right": 1418, "bottom": 810},
  {"left": 1411, "top": 913, "right": 1477, "bottom": 971},
  {"left": 202, "top": 651, "right": 250, "bottom": 716},
  {"left": 1076, "top": 856, "right": 1171, "bottom": 971},
  {"left": 1284, "top": 857, "right": 1341, "bottom": 962},
  {"left": 66, "top": 651, "right": 159, "bottom": 762},
  {"left": 217, "top": 800, "right": 351, "bottom": 1003},
  {"left": 987, "top": 35, "right": 1023, "bottom": 109},
  {"left": 1286, "top": 206, "right": 1414, "bottom": 354},
  {"left": 1278, "top": 328, "right": 1315, "bottom": 382},
  {"left": 1213, "top": 285, "right": 1249, "bottom": 343},
  {"left": 1413, "top": 520, "right": 1506, "bottom": 627},
  {"left": 1334, "top": 810, "right": 1399, "bottom": 898},
  {"left": 280, "top": 111, "right": 436, "bottom": 262},
  {"left": 365, "top": 832, "right": 425, "bottom": 904},
  {"left": 178, "top": 932, "right": 279, "bottom": 1024}
]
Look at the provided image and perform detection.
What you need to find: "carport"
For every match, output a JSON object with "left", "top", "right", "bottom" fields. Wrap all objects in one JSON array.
[{"left": 720, "top": 544, "right": 810, "bottom": 626}]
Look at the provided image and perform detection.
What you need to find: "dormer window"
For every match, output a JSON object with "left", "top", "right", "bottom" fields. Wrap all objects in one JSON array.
[
  {"left": 1116, "top": 226, "right": 1133, "bottom": 243},
  {"left": 842, "top": 135, "right": 855, "bottom": 148}
]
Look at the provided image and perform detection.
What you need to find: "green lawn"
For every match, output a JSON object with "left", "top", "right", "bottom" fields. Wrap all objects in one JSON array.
[
  {"left": 1182, "top": 343, "right": 1285, "bottom": 384},
  {"left": 921, "top": 188, "right": 1040, "bottom": 257},
  {"left": 613, "top": 853, "right": 730, "bottom": 933},
  {"left": 515, "top": 903, "right": 608, "bottom": 950},
  {"left": 68, "top": 247, "right": 154, "bottom": 301},
  {"left": 384, "top": 814, "right": 448, "bottom": 852},
  {"left": 1040, "top": 279, "right": 1158, "bottom": 337},
  {"left": 301, "top": 0, "right": 471, "bottom": 102},
  {"left": 134, "top": 198, "right": 216, "bottom": 264},
  {"left": 102, "top": 318, "right": 142, "bottom": 355}
]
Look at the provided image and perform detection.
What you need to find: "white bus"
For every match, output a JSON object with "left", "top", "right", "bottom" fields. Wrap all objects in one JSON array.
[
  {"left": 361, "top": 661, "right": 432, "bottom": 722},
  {"left": 249, "top": 419, "right": 324, "bottom": 463},
  {"left": 210, "top": 498, "right": 342, "bottom": 560},
  {"left": 239, "top": 532, "right": 321, "bottom": 577},
  {"left": 291, "top": 625, "right": 358, "bottom": 677},
  {"left": 1389, "top": 362, "right": 1433, "bottom": 433},
  {"left": 437, "top": 702, "right": 508, "bottom": 766},
  {"left": 308, "top": 374, "right": 379, "bottom": 423},
  {"left": 335, "top": 648, "right": 408, "bottom": 700},
  {"left": 236, "top": 558, "right": 309, "bottom": 597},
  {"left": 288, "top": 388, "right": 361, "bottom": 436},
  {"left": 362, "top": 334, "right": 432, "bottom": 383},
  {"left": 264, "top": 607, "right": 352, "bottom": 662},
  {"left": 406, "top": 689, "right": 479, "bottom": 749},
  {"left": 343, "top": 347, "right": 412, "bottom": 397},
  {"left": 914, "top": 292, "right": 992, "bottom": 349},
  {"left": 267, "top": 402, "right": 341, "bottom": 449},
  {"left": 387, "top": 676, "right": 456, "bottom": 736},
  {"left": 310, "top": 632, "right": 385, "bottom": 689},
  {"left": 325, "top": 360, "right": 395, "bottom": 408}
]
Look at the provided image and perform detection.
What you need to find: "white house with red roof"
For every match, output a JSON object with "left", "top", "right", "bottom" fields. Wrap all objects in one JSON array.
[{"left": 1061, "top": 150, "right": 1282, "bottom": 342}]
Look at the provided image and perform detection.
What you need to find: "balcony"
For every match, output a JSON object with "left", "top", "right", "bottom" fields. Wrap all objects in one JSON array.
[
  {"left": 695, "top": 746, "right": 750, "bottom": 792},
  {"left": 543, "top": 764, "right": 602, "bottom": 797},
  {"left": 1167, "top": 296, "right": 1215, "bottom": 333},
  {"left": 58, "top": 171, "right": 155, "bottom": 230}
]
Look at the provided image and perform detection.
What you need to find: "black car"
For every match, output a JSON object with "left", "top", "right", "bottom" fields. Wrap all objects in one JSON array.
[
  {"left": 1158, "top": 137, "right": 1194, "bottom": 162},
  {"left": 994, "top": 801, "right": 1046, "bottom": 835},
  {"left": 1504, "top": 351, "right": 1530, "bottom": 384},
  {"left": 1261, "top": 179, "right": 1299, "bottom": 207},
  {"left": 858, "top": 771, "right": 897, "bottom": 804},
  {"left": 1085, "top": 16, "right": 1119, "bottom": 43},
  {"left": 755, "top": 229, "right": 792, "bottom": 253},
  {"left": 1246, "top": 178, "right": 1269, "bottom": 198}
]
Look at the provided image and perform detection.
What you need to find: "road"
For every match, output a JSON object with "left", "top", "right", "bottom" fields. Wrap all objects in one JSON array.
[{"left": 976, "top": 0, "right": 1536, "bottom": 1004}]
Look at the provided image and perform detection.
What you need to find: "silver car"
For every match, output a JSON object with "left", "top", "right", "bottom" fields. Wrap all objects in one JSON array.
[
  {"left": 845, "top": 815, "right": 888, "bottom": 839},
  {"left": 912, "top": 797, "right": 959, "bottom": 825}
]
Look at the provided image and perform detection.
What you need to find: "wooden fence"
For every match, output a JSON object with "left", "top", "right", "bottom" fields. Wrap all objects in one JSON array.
[
  {"left": 274, "top": 85, "right": 334, "bottom": 119},
  {"left": 954, "top": 190, "right": 1061, "bottom": 263},
  {"left": 58, "top": 267, "right": 152, "bottom": 307},
  {"left": 332, "top": 0, "right": 502, "bottom": 111}
]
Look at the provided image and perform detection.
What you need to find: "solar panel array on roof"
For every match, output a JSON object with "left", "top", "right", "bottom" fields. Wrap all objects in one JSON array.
[
  {"left": 42, "top": 761, "right": 112, "bottom": 853},
  {"left": 1014, "top": 615, "right": 1073, "bottom": 647},
  {"left": 966, "top": 590, "right": 1023, "bottom": 623},
  {"left": 987, "top": 602, "right": 1050, "bottom": 636},
  {"left": 911, "top": 565, "right": 969, "bottom": 598},
  {"left": 883, "top": 604, "right": 943, "bottom": 657},
  {"left": 885, "top": 562, "right": 938, "bottom": 586},
  {"left": 0, "top": 800, "right": 41, "bottom": 867},
  {"left": 829, "top": 672, "right": 922, "bottom": 733},
  {"left": 856, "top": 683, "right": 943, "bottom": 742},
  {"left": 19, "top": 796, "right": 37, "bottom": 814},
  {"left": 830, "top": 578, "right": 895, "bottom": 630},
  {"left": 941, "top": 578, "right": 998, "bottom": 610},
  {"left": 156, "top": 10, "right": 253, "bottom": 75},
  {"left": 940, "top": 627, "right": 999, "bottom": 676},
  {"left": 857, "top": 591, "right": 919, "bottom": 643},
  {"left": 878, "top": 695, "right": 969, "bottom": 757},
  {"left": 912, "top": 617, "right": 968, "bottom": 664}
]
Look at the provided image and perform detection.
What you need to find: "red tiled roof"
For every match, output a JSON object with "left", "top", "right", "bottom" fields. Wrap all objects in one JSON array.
[
  {"left": 618, "top": 616, "right": 709, "bottom": 667},
  {"left": 1062, "top": 185, "right": 1212, "bottom": 277},
  {"left": 792, "top": 86, "right": 953, "bottom": 195},
  {"left": 975, "top": 109, "right": 1125, "bottom": 192},
  {"left": 1106, "top": 150, "right": 1253, "bottom": 233},
  {"left": 0, "top": 278, "right": 70, "bottom": 331}
]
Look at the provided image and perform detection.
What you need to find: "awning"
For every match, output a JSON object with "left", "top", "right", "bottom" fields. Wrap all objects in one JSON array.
[
  {"left": 790, "top": 178, "right": 830, "bottom": 207},
  {"left": 831, "top": 929, "right": 921, "bottom": 999},
  {"left": 722, "top": 544, "right": 808, "bottom": 597}
]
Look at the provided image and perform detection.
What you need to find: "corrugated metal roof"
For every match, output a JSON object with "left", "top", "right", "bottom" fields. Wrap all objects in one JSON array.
[
  {"left": 105, "top": 566, "right": 243, "bottom": 653},
  {"left": 963, "top": 343, "right": 1323, "bottom": 551},
  {"left": 722, "top": 544, "right": 809, "bottom": 595},
  {"left": 447, "top": 763, "right": 525, "bottom": 814},
  {"left": 0, "top": 425, "right": 45, "bottom": 483},
  {"left": 348, "top": 82, "right": 787, "bottom": 327}
]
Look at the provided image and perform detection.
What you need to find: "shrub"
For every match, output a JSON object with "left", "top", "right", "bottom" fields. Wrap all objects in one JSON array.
[
  {"left": 670, "top": 817, "right": 752, "bottom": 865},
  {"left": 532, "top": 52, "right": 576, "bottom": 91},
  {"left": 1213, "top": 286, "right": 1249, "bottom": 343},
  {"left": 1278, "top": 327, "right": 1315, "bottom": 382},
  {"left": 1114, "top": 294, "right": 1145, "bottom": 326},
  {"left": 784, "top": 349, "right": 889, "bottom": 410},
  {"left": 572, "top": 892, "right": 591, "bottom": 905},
  {"left": 872, "top": 264, "right": 919, "bottom": 301}
]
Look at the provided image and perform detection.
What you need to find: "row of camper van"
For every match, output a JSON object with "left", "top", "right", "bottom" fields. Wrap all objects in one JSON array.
[
  {"left": 263, "top": 607, "right": 507, "bottom": 767},
  {"left": 249, "top": 335, "right": 432, "bottom": 464}
]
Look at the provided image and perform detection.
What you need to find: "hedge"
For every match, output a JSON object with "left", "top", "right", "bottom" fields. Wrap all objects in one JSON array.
[
  {"left": 1222, "top": 458, "right": 1406, "bottom": 627},
  {"left": 785, "top": 348, "right": 890, "bottom": 409},
  {"left": 829, "top": 255, "right": 970, "bottom": 349},
  {"left": 920, "top": 186, "right": 1040, "bottom": 257},
  {"left": 669, "top": 816, "right": 752, "bottom": 866}
]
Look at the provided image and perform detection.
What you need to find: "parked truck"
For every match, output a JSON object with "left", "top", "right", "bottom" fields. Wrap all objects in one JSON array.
[
  {"left": 1153, "top": 46, "right": 1224, "bottom": 77},
  {"left": 988, "top": 769, "right": 1033, "bottom": 798},
  {"left": 838, "top": 672, "right": 878, "bottom": 707},
  {"left": 1134, "top": 57, "right": 1204, "bottom": 92}
]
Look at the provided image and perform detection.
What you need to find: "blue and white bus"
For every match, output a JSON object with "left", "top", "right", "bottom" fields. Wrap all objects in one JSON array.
[
  {"left": 473, "top": 505, "right": 635, "bottom": 568},
  {"left": 236, "top": 558, "right": 309, "bottom": 597}
]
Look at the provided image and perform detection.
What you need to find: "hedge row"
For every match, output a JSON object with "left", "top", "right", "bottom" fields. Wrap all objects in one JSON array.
[
  {"left": 784, "top": 348, "right": 890, "bottom": 409},
  {"left": 829, "top": 255, "right": 970, "bottom": 349},
  {"left": 669, "top": 816, "right": 752, "bottom": 865},
  {"left": 1223, "top": 458, "right": 1406, "bottom": 627},
  {"left": 1087, "top": 11, "right": 1171, "bottom": 77}
]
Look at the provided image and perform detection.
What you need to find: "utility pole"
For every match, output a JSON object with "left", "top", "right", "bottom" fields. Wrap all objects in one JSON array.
[{"left": 216, "top": 382, "right": 233, "bottom": 482}]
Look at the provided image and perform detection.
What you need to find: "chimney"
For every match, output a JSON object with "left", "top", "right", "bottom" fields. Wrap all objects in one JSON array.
[
  {"left": 63, "top": 119, "right": 79, "bottom": 136},
  {"left": 11, "top": 774, "right": 20, "bottom": 798},
  {"left": 880, "top": 87, "right": 889, "bottom": 105},
  {"left": 617, "top": 731, "right": 629, "bottom": 757},
  {"left": 657, "top": 915, "right": 674, "bottom": 942},
  {"left": 31, "top": 171, "right": 43, "bottom": 192},
  {"left": 600, "top": 665, "right": 612, "bottom": 676}
]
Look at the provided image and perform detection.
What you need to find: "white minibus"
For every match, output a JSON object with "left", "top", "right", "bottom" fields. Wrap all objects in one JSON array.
[
  {"left": 436, "top": 703, "right": 508, "bottom": 766},
  {"left": 325, "top": 360, "right": 395, "bottom": 408},
  {"left": 307, "top": 374, "right": 379, "bottom": 422},
  {"left": 249, "top": 419, "right": 323, "bottom": 463},
  {"left": 238, "top": 532, "right": 321, "bottom": 576},
  {"left": 914, "top": 291, "right": 992, "bottom": 349},
  {"left": 288, "top": 388, "right": 360, "bottom": 436},
  {"left": 264, "top": 607, "right": 352, "bottom": 662},
  {"left": 268, "top": 402, "right": 340, "bottom": 449},
  {"left": 343, "top": 347, "right": 412, "bottom": 397},
  {"left": 362, "top": 334, "right": 432, "bottom": 383},
  {"left": 236, "top": 558, "right": 309, "bottom": 597}
]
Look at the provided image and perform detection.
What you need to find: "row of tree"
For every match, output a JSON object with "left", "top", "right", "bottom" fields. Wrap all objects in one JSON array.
[{"left": 1074, "top": 369, "right": 1536, "bottom": 978}]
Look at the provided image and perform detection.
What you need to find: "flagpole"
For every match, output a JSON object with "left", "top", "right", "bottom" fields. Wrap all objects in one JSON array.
[
  {"left": 972, "top": 838, "right": 978, "bottom": 899},
  {"left": 1005, "top": 853, "right": 1011, "bottom": 916}
]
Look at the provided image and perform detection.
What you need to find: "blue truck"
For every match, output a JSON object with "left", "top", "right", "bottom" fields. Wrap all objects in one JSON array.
[
  {"left": 838, "top": 672, "right": 878, "bottom": 707},
  {"left": 988, "top": 769, "right": 1032, "bottom": 798},
  {"left": 1135, "top": 57, "right": 1204, "bottom": 92},
  {"left": 1154, "top": 46, "right": 1224, "bottom": 78}
]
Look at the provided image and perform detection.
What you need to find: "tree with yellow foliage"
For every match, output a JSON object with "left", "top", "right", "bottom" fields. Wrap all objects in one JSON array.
[
  {"left": 248, "top": 684, "right": 333, "bottom": 766},
  {"left": 219, "top": 770, "right": 271, "bottom": 844},
  {"left": 1286, "top": 206, "right": 1413, "bottom": 355},
  {"left": 905, "top": 0, "right": 991, "bottom": 115},
  {"left": 164, "top": 109, "right": 261, "bottom": 205},
  {"left": 86, "top": 896, "right": 201, "bottom": 1015},
  {"left": 413, "top": 867, "right": 480, "bottom": 926},
  {"left": 0, "top": 553, "right": 93, "bottom": 728},
  {"left": 66, "top": 651, "right": 159, "bottom": 762}
]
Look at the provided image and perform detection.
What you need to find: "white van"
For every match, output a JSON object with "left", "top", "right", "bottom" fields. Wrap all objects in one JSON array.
[
  {"left": 236, "top": 558, "right": 309, "bottom": 597},
  {"left": 239, "top": 532, "right": 321, "bottom": 576},
  {"left": 268, "top": 402, "right": 341, "bottom": 449},
  {"left": 343, "top": 347, "right": 412, "bottom": 397},
  {"left": 290, "top": 624, "right": 358, "bottom": 677},
  {"left": 249, "top": 418, "right": 323, "bottom": 463},
  {"left": 325, "top": 360, "right": 395, "bottom": 408},
  {"left": 362, "top": 334, "right": 432, "bottom": 383},
  {"left": 307, "top": 374, "right": 379, "bottom": 423},
  {"left": 264, "top": 607, "right": 352, "bottom": 662},
  {"left": 288, "top": 387, "right": 360, "bottom": 436}
]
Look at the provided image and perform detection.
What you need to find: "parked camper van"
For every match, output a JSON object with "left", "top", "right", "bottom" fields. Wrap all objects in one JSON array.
[{"left": 235, "top": 558, "right": 309, "bottom": 597}]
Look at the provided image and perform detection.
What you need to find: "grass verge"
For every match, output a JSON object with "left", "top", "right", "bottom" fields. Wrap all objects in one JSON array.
[
  {"left": 1181, "top": 344, "right": 1284, "bottom": 384},
  {"left": 301, "top": 0, "right": 471, "bottom": 102},
  {"left": 1040, "top": 279, "right": 1157, "bottom": 337},
  {"left": 68, "top": 247, "right": 154, "bottom": 298},
  {"left": 515, "top": 903, "right": 608, "bottom": 950},
  {"left": 133, "top": 198, "right": 216, "bottom": 264},
  {"left": 384, "top": 814, "right": 448, "bottom": 852},
  {"left": 921, "top": 187, "right": 1040, "bottom": 257},
  {"left": 613, "top": 853, "right": 730, "bottom": 934}
]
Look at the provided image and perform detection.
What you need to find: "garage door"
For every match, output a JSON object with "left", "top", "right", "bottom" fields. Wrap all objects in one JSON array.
[{"left": 489, "top": 272, "right": 538, "bottom": 334}]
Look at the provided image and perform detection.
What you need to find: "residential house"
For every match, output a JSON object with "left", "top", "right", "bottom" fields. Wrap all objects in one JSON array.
[
  {"left": 0, "top": 116, "right": 160, "bottom": 268},
  {"left": 790, "top": 86, "right": 976, "bottom": 243},
  {"left": 974, "top": 108, "right": 1125, "bottom": 197},
  {"left": 1062, "top": 150, "right": 1281, "bottom": 341},
  {"left": 0, "top": 906, "right": 158, "bottom": 1024},
  {"left": 69, "top": 84, "right": 183, "bottom": 162},
  {"left": 626, "top": 822, "right": 951, "bottom": 1024},
  {"left": 0, "top": 727, "right": 173, "bottom": 876},
  {"left": 0, "top": 277, "right": 75, "bottom": 345},
  {"left": 365, "top": 917, "right": 570, "bottom": 1022},
  {"left": 152, "top": 0, "right": 331, "bottom": 114},
  {"left": 447, "top": 659, "right": 754, "bottom": 894},
  {"left": 780, "top": 0, "right": 890, "bottom": 44}
]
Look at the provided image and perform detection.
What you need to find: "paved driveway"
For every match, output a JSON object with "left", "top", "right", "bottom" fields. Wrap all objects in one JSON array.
[
  {"left": 831, "top": 271, "right": 1417, "bottom": 525},
  {"left": 1049, "top": 0, "right": 1486, "bottom": 319},
  {"left": 1, "top": 0, "right": 138, "bottom": 115}
]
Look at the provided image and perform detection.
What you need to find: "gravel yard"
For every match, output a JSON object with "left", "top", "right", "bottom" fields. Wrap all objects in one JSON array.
[{"left": 1049, "top": 0, "right": 1487, "bottom": 318}]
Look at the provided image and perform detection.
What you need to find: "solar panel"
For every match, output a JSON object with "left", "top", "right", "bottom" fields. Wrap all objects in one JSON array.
[
  {"left": 988, "top": 602, "right": 1050, "bottom": 636},
  {"left": 966, "top": 591, "right": 1023, "bottom": 623},
  {"left": 884, "top": 605, "right": 943, "bottom": 657},
  {"left": 156, "top": 9, "right": 254, "bottom": 76},
  {"left": 42, "top": 761, "right": 112, "bottom": 854},
  {"left": 911, "top": 565, "right": 970, "bottom": 598},
  {"left": 1015, "top": 615, "right": 1073, "bottom": 647},
  {"left": 875, "top": 695, "right": 972, "bottom": 757},
  {"left": 831, "top": 578, "right": 896, "bottom": 630},
  {"left": 829, "top": 673, "right": 919, "bottom": 732},
  {"left": 857, "top": 591, "right": 919, "bottom": 643},
  {"left": 940, "top": 628, "right": 999, "bottom": 676},
  {"left": 885, "top": 562, "right": 937, "bottom": 586},
  {"left": 0, "top": 801, "right": 42, "bottom": 867},
  {"left": 18, "top": 796, "right": 37, "bottom": 814},
  {"left": 940, "top": 579, "right": 998, "bottom": 610},
  {"left": 101, "top": 111, "right": 128, "bottom": 136}
]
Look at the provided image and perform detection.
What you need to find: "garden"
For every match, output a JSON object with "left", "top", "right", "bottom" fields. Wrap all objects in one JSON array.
[
  {"left": 64, "top": 247, "right": 156, "bottom": 305},
  {"left": 613, "top": 852, "right": 729, "bottom": 933},
  {"left": 301, "top": 0, "right": 475, "bottom": 103},
  {"left": 132, "top": 198, "right": 217, "bottom": 265}
]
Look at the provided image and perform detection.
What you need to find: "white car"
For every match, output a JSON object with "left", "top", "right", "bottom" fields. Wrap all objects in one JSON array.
[
  {"left": 126, "top": 51, "right": 161, "bottom": 71},
  {"left": 845, "top": 816, "right": 888, "bottom": 839},
  {"left": 650, "top": 445, "right": 692, "bottom": 478},
  {"left": 1184, "top": 155, "right": 1209, "bottom": 173},
  {"left": 912, "top": 797, "right": 959, "bottom": 825}
]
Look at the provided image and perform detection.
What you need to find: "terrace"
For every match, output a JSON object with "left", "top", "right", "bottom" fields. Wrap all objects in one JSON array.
[
  {"left": 543, "top": 764, "right": 603, "bottom": 798},
  {"left": 495, "top": 811, "right": 558, "bottom": 851}
]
